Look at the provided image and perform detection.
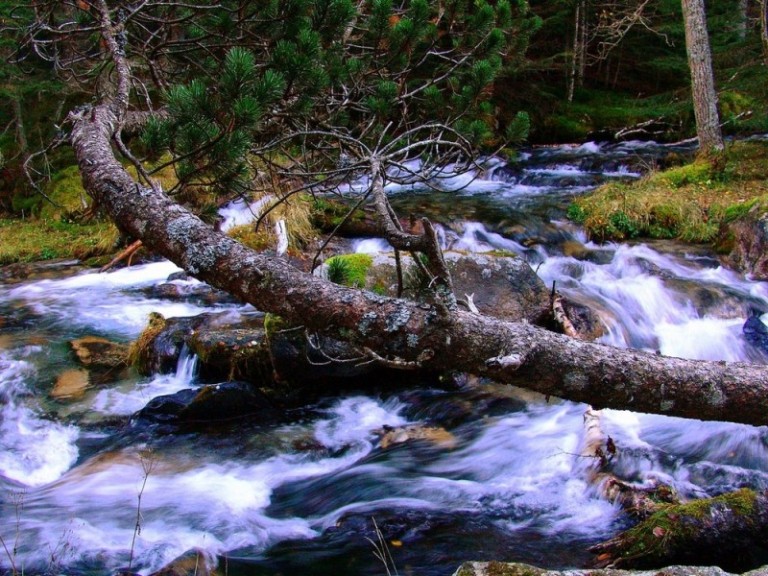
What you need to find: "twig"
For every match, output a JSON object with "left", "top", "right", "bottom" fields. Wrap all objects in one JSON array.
[{"left": 100, "top": 240, "right": 143, "bottom": 273}]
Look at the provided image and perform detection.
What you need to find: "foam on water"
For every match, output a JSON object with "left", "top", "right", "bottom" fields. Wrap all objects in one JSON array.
[
  {"left": 353, "top": 238, "right": 391, "bottom": 254},
  {"left": 0, "top": 348, "right": 79, "bottom": 486},
  {"left": 5, "top": 261, "right": 232, "bottom": 337},
  {"left": 218, "top": 196, "right": 273, "bottom": 232},
  {"left": 4, "top": 396, "right": 406, "bottom": 573},
  {"left": 538, "top": 241, "right": 768, "bottom": 356},
  {"left": 314, "top": 396, "right": 409, "bottom": 450}
]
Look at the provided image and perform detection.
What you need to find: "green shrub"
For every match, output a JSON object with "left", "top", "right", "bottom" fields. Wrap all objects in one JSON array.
[{"left": 325, "top": 253, "right": 373, "bottom": 287}]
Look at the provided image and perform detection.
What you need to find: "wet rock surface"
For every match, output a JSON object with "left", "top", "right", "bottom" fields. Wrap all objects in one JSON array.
[
  {"left": 726, "top": 209, "right": 768, "bottom": 281},
  {"left": 133, "top": 381, "right": 281, "bottom": 432},
  {"left": 358, "top": 251, "right": 551, "bottom": 324}
]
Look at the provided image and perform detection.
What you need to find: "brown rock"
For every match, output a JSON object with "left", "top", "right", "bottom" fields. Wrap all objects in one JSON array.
[
  {"left": 52, "top": 369, "right": 90, "bottom": 400},
  {"left": 377, "top": 424, "right": 458, "bottom": 449},
  {"left": 70, "top": 336, "right": 129, "bottom": 368},
  {"left": 149, "top": 548, "right": 216, "bottom": 576}
]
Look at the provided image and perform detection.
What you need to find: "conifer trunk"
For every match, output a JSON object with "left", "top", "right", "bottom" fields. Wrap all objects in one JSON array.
[{"left": 680, "top": 0, "right": 724, "bottom": 158}]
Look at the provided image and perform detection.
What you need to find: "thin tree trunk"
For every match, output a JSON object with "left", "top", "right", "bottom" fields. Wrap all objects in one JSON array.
[
  {"left": 12, "top": 96, "right": 29, "bottom": 159},
  {"left": 739, "top": 0, "right": 750, "bottom": 40},
  {"left": 680, "top": 0, "right": 724, "bottom": 158},
  {"left": 762, "top": 0, "right": 768, "bottom": 64}
]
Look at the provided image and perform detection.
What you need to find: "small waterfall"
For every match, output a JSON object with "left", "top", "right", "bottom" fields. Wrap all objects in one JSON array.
[{"left": 174, "top": 345, "right": 199, "bottom": 384}]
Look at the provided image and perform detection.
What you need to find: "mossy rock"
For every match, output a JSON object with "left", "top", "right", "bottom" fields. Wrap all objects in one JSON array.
[
  {"left": 452, "top": 562, "right": 754, "bottom": 576},
  {"left": 128, "top": 312, "right": 170, "bottom": 375},
  {"left": 329, "top": 251, "right": 551, "bottom": 325}
]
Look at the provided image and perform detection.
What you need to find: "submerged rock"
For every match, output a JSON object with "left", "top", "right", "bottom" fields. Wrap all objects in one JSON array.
[
  {"left": 148, "top": 548, "right": 216, "bottom": 576},
  {"left": 376, "top": 424, "right": 458, "bottom": 450},
  {"left": 71, "top": 336, "right": 129, "bottom": 369},
  {"left": 133, "top": 381, "right": 280, "bottom": 431},
  {"left": 51, "top": 369, "right": 91, "bottom": 400}
]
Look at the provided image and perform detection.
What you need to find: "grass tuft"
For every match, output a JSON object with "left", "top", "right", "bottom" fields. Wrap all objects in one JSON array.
[{"left": 0, "top": 218, "right": 119, "bottom": 265}]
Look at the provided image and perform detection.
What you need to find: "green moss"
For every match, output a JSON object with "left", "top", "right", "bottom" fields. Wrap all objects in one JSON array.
[
  {"left": 660, "top": 160, "right": 714, "bottom": 188},
  {"left": 263, "top": 313, "right": 286, "bottom": 338},
  {"left": 719, "top": 198, "right": 760, "bottom": 223},
  {"left": 617, "top": 488, "right": 758, "bottom": 563},
  {"left": 487, "top": 249, "right": 518, "bottom": 258},
  {"left": 571, "top": 141, "right": 768, "bottom": 244},
  {"left": 325, "top": 253, "right": 373, "bottom": 288},
  {"left": 128, "top": 312, "right": 167, "bottom": 375}
]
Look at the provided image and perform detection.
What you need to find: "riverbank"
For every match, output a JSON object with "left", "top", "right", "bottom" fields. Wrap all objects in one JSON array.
[
  {"left": 4, "top": 138, "right": 768, "bottom": 268},
  {"left": 567, "top": 139, "right": 768, "bottom": 245}
]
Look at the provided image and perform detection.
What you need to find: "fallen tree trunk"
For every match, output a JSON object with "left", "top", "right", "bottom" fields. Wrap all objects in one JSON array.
[
  {"left": 589, "top": 489, "right": 768, "bottom": 571},
  {"left": 66, "top": 3, "right": 768, "bottom": 428},
  {"left": 453, "top": 561, "right": 768, "bottom": 576},
  {"left": 580, "top": 409, "right": 679, "bottom": 519},
  {"left": 70, "top": 101, "right": 768, "bottom": 426}
]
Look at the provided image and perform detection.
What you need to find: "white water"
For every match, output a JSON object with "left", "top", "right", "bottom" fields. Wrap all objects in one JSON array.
[
  {"left": 91, "top": 347, "right": 199, "bottom": 416},
  {"left": 1, "top": 141, "right": 768, "bottom": 574},
  {"left": 2, "top": 261, "right": 231, "bottom": 337},
  {"left": 0, "top": 347, "right": 79, "bottom": 487}
]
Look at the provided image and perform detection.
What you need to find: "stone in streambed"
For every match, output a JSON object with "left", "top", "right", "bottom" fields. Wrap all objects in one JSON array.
[
  {"left": 52, "top": 369, "right": 91, "bottom": 400},
  {"left": 133, "top": 381, "right": 280, "bottom": 432}
]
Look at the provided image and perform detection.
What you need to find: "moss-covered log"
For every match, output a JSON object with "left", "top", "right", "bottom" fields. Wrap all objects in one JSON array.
[
  {"left": 589, "top": 489, "right": 768, "bottom": 572},
  {"left": 453, "top": 561, "right": 768, "bottom": 576}
]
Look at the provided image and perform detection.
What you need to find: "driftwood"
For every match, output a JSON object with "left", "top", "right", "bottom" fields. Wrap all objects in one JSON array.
[
  {"left": 551, "top": 284, "right": 582, "bottom": 339},
  {"left": 99, "top": 239, "right": 143, "bottom": 272},
  {"left": 580, "top": 409, "right": 679, "bottom": 520}
]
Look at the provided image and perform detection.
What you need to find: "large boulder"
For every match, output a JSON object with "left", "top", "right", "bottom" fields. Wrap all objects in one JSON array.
[
  {"left": 335, "top": 251, "right": 551, "bottom": 324},
  {"left": 722, "top": 208, "right": 768, "bottom": 280},
  {"left": 130, "top": 312, "right": 253, "bottom": 375}
]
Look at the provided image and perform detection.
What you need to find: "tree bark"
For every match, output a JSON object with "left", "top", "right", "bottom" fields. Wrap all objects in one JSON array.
[
  {"left": 589, "top": 489, "right": 768, "bottom": 571},
  {"left": 739, "top": 0, "right": 750, "bottom": 40},
  {"left": 762, "top": 0, "right": 768, "bottom": 65},
  {"left": 681, "top": 0, "right": 724, "bottom": 158},
  {"left": 67, "top": 1, "right": 768, "bottom": 428}
]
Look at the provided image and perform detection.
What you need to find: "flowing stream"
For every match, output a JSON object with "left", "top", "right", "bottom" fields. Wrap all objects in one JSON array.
[{"left": 1, "top": 140, "right": 768, "bottom": 575}]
